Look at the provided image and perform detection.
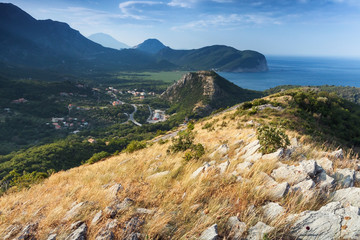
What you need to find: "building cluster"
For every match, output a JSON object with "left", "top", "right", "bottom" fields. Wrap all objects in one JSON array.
[
  {"left": 48, "top": 117, "right": 89, "bottom": 130},
  {"left": 11, "top": 98, "right": 28, "bottom": 104}
]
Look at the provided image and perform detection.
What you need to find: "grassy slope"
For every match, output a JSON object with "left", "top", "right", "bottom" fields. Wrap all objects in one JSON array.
[{"left": 1, "top": 88, "right": 359, "bottom": 238}]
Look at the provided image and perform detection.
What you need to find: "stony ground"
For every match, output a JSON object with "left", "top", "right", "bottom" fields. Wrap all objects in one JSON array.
[{"left": 1, "top": 104, "right": 360, "bottom": 240}]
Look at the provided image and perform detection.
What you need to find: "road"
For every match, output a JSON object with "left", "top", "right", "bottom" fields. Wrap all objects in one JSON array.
[{"left": 129, "top": 104, "right": 142, "bottom": 126}]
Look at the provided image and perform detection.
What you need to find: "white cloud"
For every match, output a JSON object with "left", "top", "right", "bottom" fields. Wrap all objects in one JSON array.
[
  {"left": 167, "top": 0, "right": 198, "bottom": 8},
  {"left": 119, "top": 1, "right": 164, "bottom": 19},
  {"left": 171, "top": 13, "right": 282, "bottom": 30}
]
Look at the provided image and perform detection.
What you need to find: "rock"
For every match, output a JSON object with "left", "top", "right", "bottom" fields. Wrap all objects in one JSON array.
[
  {"left": 247, "top": 222, "right": 274, "bottom": 240},
  {"left": 244, "top": 153, "right": 262, "bottom": 163},
  {"left": 292, "top": 179, "right": 315, "bottom": 193},
  {"left": 299, "top": 160, "right": 320, "bottom": 178},
  {"left": 123, "top": 217, "right": 143, "bottom": 240},
  {"left": 227, "top": 216, "right": 246, "bottom": 240},
  {"left": 209, "top": 144, "right": 229, "bottom": 158},
  {"left": 355, "top": 171, "right": 360, "bottom": 184},
  {"left": 261, "top": 149, "right": 283, "bottom": 161},
  {"left": 291, "top": 201, "right": 360, "bottom": 240},
  {"left": 257, "top": 104, "right": 283, "bottom": 111},
  {"left": 47, "top": 233, "right": 57, "bottom": 240},
  {"left": 91, "top": 210, "right": 103, "bottom": 225},
  {"left": 235, "top": 161, "right": 253, "bottom": 175},
  {"left": 136, "top": 208, "right": 154, "bottom": 214},
  {"left": 330, "top": 149, "right": 344, "bottom": 159},
  {"left": 115, "top": 197, "right": 134, "bottom": 211},
  {"left": 290, "top": 137, "right": 298, "bottom": 147},
  {"left": 147, "top": 171, "right": 170, "bottom": 180},
  {"left": 108, "top": 183, "right": 123, "bottom": 198},
  {"left": 65, "top": 222, "right": 87, "bottom": 240},
  {"left": 316, "top": 171, "right": 335, "bottom": 190},
  {"left": 64, "top": 202, "right": 85, "bottom": 220},
  {"left": 199, "top": 224, "right": 219, "bottom": 240},
  {"left": 17, "top": 223, "right": 38, "bottom": 240},
  {"left": 267, "top": 182, "right": 290, "bottom": 200},
  {"left": 271, "top": 164, "right": 307, "bottom": 185},
  {"left": 333, "top": 168, "right": 355, "bottom": 188},
  {"left": 232, "top": 140, "right": 244, "bottom": 148},
  {"left": 104, "top": 206, "right": 117, "bottom": 218},
  {"left": 332, "top": 187, "right": 360, "bottom": 207},
  {"left": 190, "top": 162, "right": 210, "bottom": 179},
  {"left": 241, "top": 140, "right": 261, "bottom": 160},
  {"left": 262, "top": 202, "right": 285, "bottom": 221},
  {"left": 217, "top": 160, "right": 230, "bottom": 174},
  {"left": 95, "top": 219, "right": 118, "bottom": 240},
  {"left": 316, "top": 157, "right": 333, "bottom": 173}
]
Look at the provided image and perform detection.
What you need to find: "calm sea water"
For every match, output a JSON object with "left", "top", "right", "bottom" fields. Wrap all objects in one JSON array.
[{"left": 218, "top": 56, "right": 360, "bottom": 91}]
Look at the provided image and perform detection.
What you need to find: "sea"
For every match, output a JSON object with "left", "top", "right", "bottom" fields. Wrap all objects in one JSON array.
[{"left": 218, "top": 56, "right": 360, "bottom": 91}]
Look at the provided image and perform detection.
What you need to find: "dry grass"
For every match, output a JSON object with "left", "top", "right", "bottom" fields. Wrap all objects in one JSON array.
[{"left": 0, "top": 106, "right": 358, "bottom": 239}]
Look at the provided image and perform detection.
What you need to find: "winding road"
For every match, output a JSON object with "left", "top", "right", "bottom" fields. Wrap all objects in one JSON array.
[{"left": 129, "top": 104, "right": 142, "bottom": 126}]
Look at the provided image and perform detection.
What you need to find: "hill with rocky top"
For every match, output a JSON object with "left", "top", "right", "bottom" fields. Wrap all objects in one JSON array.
[
  {"left": 1, "top": 88, "right": 360, "bottom": 239},
  {"left": 161, "top": 71, "right": 262, "bottom": 117}
]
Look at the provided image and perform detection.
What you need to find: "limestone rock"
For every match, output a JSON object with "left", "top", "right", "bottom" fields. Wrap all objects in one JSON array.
[
  {"left": 267, "top": 182, "right": 290, "bottom": 200},
  {"left": 147, "top": 171, "right": 170, "bottom": 180},
  {"left": 355, "top": 171, "right": 360, "bottom": 184},
  {"left": 332, "top": 187, "right": 360, "bottom": 207},
  {"left": 333, "top": 168, "right": 355, "bottom": 188},
  {"left": 291, "top": 201, "right": 360, "bottom": 240},
  {"left": 115, "top": 198, "right": 134, "bottom": 211},
  {"left": 262, "top": 202, "right": 285, "bottom": 221},
  {"left": 91, "top": 210, "right": 103, "bottom": 225},
  {"left": 190, "top": 162, "right": 210, "bottom": 179},
  {"left": 123, "top": 217, "right": 143, "bottom": 240},
  {"left": 235, "top": 161, "right": 253, "bottom": 175},
  {"left": 17, "top": 223, "right": 38, "bottom": 240},
  {"left": 108, "top": 183, "right": 123, "bottom": 199},
  {"left": 95, "top": 219, "right": 118, "bottom": 240},
  {"left": 329, "top": 149, "right": 344, "bottom": 159},
  {"left": 241, "top": 140, "right": 261, "bottom": 160},
  {"left": 209, "top": 144, "right": 229, "bottom": 158},
  {"left": 316, "top": 157, "right": 333, "bottom": 173},
  {"left": 271, "top": 164, "right": 307, "bottom": 185},
  {"left": 227, "top": 216, "right": 246, "bottom": 240},
  {"left": 65, "top": 222, "right": 87, "bottom": 240},
  {"left": 261, "top": 148, "right": 283, "bottom": 161},
  {"left": 4, "top": 224, "right": 22, "bottom": 240},
  {"left": 299, "top": 160, "right": 320, "bottom": 178},
  {"left": 316, "top": 171, "right": 335, "bottom": 190},
  {"left": 217, "top": 160, "right": 230, "bottom": 174},
  {"left": 199, "top": 224, "right": 219, "bottom": 240},
  {"left": 247, "top": 222, "right": 274, "bottom": 240},
  {"left": 104, "top": 206, "right": 117, "bottom": 218},
  {"left": 136, "top": 208, "right": 154, "bottom": 215},
  {"left": 64, "top": 202, "right": 85, "bottom": 220}
]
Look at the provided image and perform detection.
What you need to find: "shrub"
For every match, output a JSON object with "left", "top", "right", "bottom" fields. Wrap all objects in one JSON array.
[
  {"left": 124, "top": 140, "right": 147, "bottom": 153},
  {"left": 169, "top": 130, "right": 194, "bottom": 152},
  {"left": 257, "top": 125, "right": 290, "bottom": 154},
  {"left": 86, "top": 151, "right": 110, "bottom": 164}
]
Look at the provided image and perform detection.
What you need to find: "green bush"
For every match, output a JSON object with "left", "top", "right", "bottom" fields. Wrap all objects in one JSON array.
[
  {"left": 257, "top": 125, "right": 290, "bottom": 154},
  {"left": 86, "top": 151, "right": 110, "bottom": 164},
  {"left": 124, "top": 140, "right": 147, "bottom": 153},
  {"left": 169, "top": 130, "right": 195, "bottom": 152}
]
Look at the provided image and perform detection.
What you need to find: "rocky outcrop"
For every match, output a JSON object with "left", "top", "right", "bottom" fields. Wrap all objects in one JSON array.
[{"left": 199, "top": 224, "right": 219, "bottom": 240}]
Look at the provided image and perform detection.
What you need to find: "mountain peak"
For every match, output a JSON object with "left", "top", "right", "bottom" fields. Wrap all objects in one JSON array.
[
  {"left": 88, "top": 33, "right": 129, "bottom": 49},
  {"left": 134, "top": 38, "right": 166, "bottom": 54}
]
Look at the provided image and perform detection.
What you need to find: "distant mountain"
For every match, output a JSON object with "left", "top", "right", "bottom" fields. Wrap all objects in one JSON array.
[
  {"left": 161, "top": 70, "right": 262, "bottom": 117},
  {"left": 134, "top": 39, "right": 167, "bottom": 54},
  {"left": 156, "top": 45, "right": 268, "bottom": 72},
  {"left": 88, "top": 33, "right": 129, "bottom": 50},
  {"left": 0, "top": 3, "right": 174, "bottom": 72}
]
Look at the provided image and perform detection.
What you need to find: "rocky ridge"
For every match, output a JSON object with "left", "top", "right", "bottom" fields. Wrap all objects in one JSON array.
[{"left": 1, "top": 96, "right": 360, "bottom": 239}]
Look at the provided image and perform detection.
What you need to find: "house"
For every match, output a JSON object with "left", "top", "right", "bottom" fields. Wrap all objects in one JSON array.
[
  {"left": 88, "top": 138, "right": 96, "bottom": 144},
  {"left": 12, "top": 98, "right": 28, "bottom": 104}
]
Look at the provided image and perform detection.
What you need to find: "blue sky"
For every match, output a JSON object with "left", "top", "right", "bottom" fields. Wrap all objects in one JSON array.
[{"left": 2, "top": 0, "right": 360, "bottom": 57}]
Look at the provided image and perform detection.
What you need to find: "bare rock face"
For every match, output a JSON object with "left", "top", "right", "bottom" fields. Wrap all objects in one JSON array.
[
  {"left": 333, "top": 168, "right": 355, "bottom": 188},
  {"left": 199, "top": 224, "right": 219, "bottom": 240},
  {"left": 290, "top": 201, "right": 360, "bottom": 239},
  {"left": 247, "top": 222, "right": 274, "bottom": 240},
  {"left": 17, "top": 223, "right": 38, "bottom": 240},
  {"left": 227, "top": 216, "right": 246, "bottom": 240},
  {"left": 65, "top": 222, "right": 87, "bottom": 240},
  {"left": 332, "top": 187, "right": 360, "bottom": 207}
]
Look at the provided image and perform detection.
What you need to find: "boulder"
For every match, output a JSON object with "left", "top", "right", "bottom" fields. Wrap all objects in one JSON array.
[
  {"left": 136, "top": 208, "right": 154, "bottom": 215},
  {"left": 241, "top": 140, "right": 261, "bottom": 160},
  {"left": 235, "top": 161, "right": 253, "bottom": 175},
  {"left": 316, "top": 171, "right": 335, "bottom": 190},
  {"left": 199, "top": 224, "right": 219, "bottom": 240},
  {"left": 104, "top": 206, "right": 117, "bottom": 218},
  {"left": 316, "top": 157, "right": 333, "bottom": 173},
  {"left": 46, "top": 234, "right": 57, "bottom": 240},
  {"left": 190, "top": 162, "right": 211, "bottom": 179},
  {"left": 333, "top": 168, "right": 355, "bottom": 188},
  {"left": 4, "top": 224, "right": 22, "bottom": 240},
  {"left": 267, "top": 182, "right": 290, "bottom": 200},
  {"left": 332, "top": 187, "right": 360, "bottom": 207},
  {"left": 247, "top": 222, "right": 274, "bottom": 240},
  {"left": 65, "top": 222, "right": 87, "bottom": 240},
  {"left": 217, "top": 160, "right": 230, "bottom": 174},
  {"left": 292, "top": 179, "right": 315, "bottom": 193},
  {"left": 291, "top": 201, "right": 360, "bottom": 239},
  {"left": 299, "top": 160, "right": 321, "bottom": 178},
  {"left": 329, "top": 149, "right": 344, "bottom": 159},
  {"left": 209, "top": 144, "right": 229, "bottom": 158},
  {"left": 261, "top": 149, "right": 283, "bottom": 161},
  {"left": 262, "top": 202, "right": 285, "bottom": 221},
  {"left": 108, "top": 183, "right": 123, "bottom": 199},
  {"left": 271, "top": 164, "right": 307, "bottom": 185},
  {"left": 115, "top": 198, "right": 134, "bottom": 211},
  {"left": 123, "top": 217, "right": 143, "bottom": 240},
  {"left": 227, "top": 216, "right": 246, "bottom": 240},
  {"left": 95, "top": 219, "right": 118, "bottom": 240}
]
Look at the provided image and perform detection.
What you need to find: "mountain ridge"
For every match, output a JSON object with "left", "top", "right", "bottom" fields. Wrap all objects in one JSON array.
[{"left": 88, "top": 33, "right": 129, "bottom": 50}]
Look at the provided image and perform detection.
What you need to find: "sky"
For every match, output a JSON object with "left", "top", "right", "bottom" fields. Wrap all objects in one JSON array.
[{"left": 2, "top": 0, "right": 360, "bottom": 57}]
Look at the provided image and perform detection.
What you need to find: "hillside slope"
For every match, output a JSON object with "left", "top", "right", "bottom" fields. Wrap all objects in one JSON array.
[
  {"left": 161, "top": 71, "right": 262, "bottom": 117},
  {"left": 1, "top": 89, "right": 360, "bottom": 239}
]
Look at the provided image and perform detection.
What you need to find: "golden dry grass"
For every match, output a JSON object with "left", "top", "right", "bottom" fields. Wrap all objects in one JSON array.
[{"left": 0, "top": 105, "right": 358, "bottom": 239}]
